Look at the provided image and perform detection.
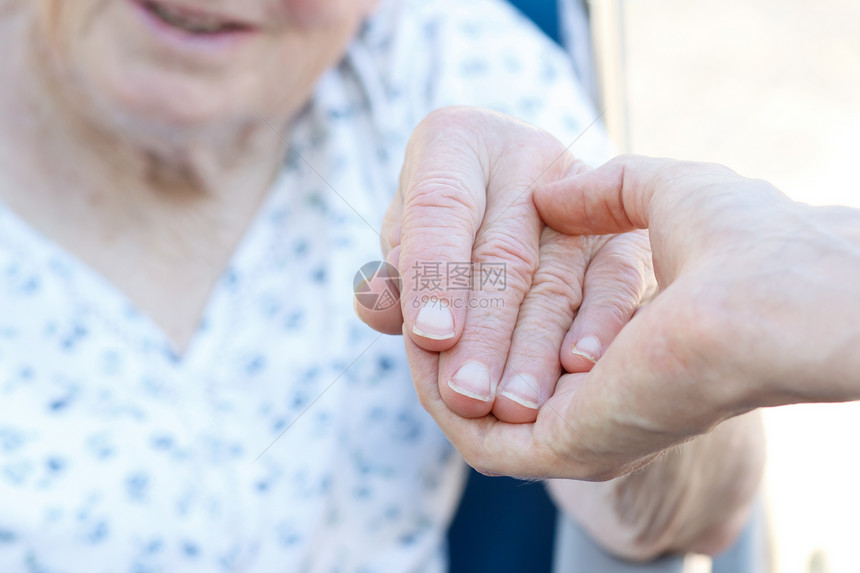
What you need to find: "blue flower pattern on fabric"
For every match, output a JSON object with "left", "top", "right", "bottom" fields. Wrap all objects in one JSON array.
[{"left": 0, "top": 1, "right": 609, "bottom": 571}]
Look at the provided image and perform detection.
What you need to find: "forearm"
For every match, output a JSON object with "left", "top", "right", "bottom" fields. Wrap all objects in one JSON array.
[{"left": 547, "top": 411, "right": 765, "bottom": 561}]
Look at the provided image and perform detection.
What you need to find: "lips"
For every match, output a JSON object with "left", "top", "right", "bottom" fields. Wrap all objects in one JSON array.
[{"left": 138, "top": 0, "right": 256, "bottom": 35}]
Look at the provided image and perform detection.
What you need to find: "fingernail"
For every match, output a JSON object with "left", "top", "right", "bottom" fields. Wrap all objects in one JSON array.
[
  {"left": 448, "top": 361, "right": 493, "bottom": 402},
  {"left": 500, "top": 374, "right": 540, "bottom": 409},
  {"left": 413, "top": 299, "right": 455, "bottom": 340},
  {"left": 571, "top": 336, "right": 603, "bottom": 363}
]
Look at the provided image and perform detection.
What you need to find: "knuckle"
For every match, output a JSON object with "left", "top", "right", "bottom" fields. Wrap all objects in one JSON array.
[
  {"left": 534, "top": 259, "right": 586, "bottom": 296},
  {"left": 419, "top": 106, "right": 484, "bottom": 132},
  {"left": 419, "top": 106, "right": 531, "bottom": 143},
  {"left": 409, "top": 107, "right": 491, "bottom": 161},
  {"left": 409, "top": 108, "right": 461, "bottom": 146},
  {"left": 457, "top": 321, "right": 512, "bottom": 350},
  {"left": 401, "top": 179, "right": 480, "bottom": 247},
  {"left": 534, "top": 249, "right": 584, "bottom": 288},
  {"left": 523, "top": 276, "right": 582, "bottom": 321},
  {"left": 583, "top": 275, "right": 645, "bottom": 322},
  {"left": 588, "top": 243, "right": 654, "bottom": 303},
  {"left": 398, "top": 242, "right": 464, "bottom": 280},
  {"left": 472, "top": 229, "right": 538, "bottom": 294},
  {"left": 532, "top": 265, "right": 580, "bottom": 297},
  {"left": 593, "top": 247, "right": 643, "bottom": 275},
  {"left": 527, "top": 233, "right": 589, "bottom": 310},
  {"left": 399, "top": 198, "right": 475, "bottom": 270},
  {"left": 404, "top": 175, "right": 477, "bottom": 215},
  {"left": 592, "top": 261, "right": 645, "bottom": 297},
  {"left": 596, "top": 234, "right": 652, "bottom": 273}
]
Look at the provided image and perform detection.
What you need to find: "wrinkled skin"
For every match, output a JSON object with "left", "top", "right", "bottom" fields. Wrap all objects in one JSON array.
[{"left": 356, "top": 107, "right": 655, "bottom": 427}]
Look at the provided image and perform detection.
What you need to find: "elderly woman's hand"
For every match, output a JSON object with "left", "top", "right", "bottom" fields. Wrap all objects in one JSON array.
[{"left": 355, "top": 106, "right": 655, "bottom": 424}]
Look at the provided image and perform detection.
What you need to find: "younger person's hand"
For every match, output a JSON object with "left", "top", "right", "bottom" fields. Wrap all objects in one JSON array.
[{"left": 405, "top": 153, "right": 860, "bottom": 481}]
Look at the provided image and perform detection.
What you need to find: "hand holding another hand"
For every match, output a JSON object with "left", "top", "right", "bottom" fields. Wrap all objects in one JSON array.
[
  {"left": 355, "top": 106, "right": 654, "bottom": 426},
  {"left": 353, "top": 111, "right": 844, "bottom": 557},
  {"left": 357, "top": 107, "right": 860, "bottom": 486},
  {"left": 395, "top": 148, "right": 860, "bottom": 482}
]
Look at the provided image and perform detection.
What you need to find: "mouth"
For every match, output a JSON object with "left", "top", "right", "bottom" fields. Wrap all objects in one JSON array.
[{"left": 135, "top": 0, "right": 257, "bottom": 36}]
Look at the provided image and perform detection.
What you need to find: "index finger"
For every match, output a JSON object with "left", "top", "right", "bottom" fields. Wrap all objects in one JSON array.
[
  {"left": 397, "top": 108, "right": 491, "bottom": 351},
  {"left": 403, "top": 328, "right": 628, "bottom": 480}
]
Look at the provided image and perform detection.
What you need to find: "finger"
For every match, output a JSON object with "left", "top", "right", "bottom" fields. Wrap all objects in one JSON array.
[
  {"left": 403, "top": 326, "right": 555, "bottom": 478},
  {"left": 533, "top": 154, "right": 670, "bottom": 236},
  {"left": 406, "top": 325, "right": 618, "bottom": 479},
  {"left": 432, "top": 184, "right": 543, "bottom": 418},
  {"left": 397, "top": 110, "right": 490, "bottom": 351},
  {"left": 431, "top": 127, "right": 576, "bottom": 418},
  {"left": 422, "top": 119, "right": 581, "bottom": 419},
  {"left": 404, "top": 319, "right": 644, "bottom": 480},
  {"left": 562, "top": 230, "right": 656, "bottom": 373},
  {"left": 491, "top": 229, "right": 594, "bottom": 423}
]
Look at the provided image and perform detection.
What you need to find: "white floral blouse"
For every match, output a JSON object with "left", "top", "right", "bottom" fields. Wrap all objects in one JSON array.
[{"left": 0, "top": 0, "right": 610, "bottom": 571}]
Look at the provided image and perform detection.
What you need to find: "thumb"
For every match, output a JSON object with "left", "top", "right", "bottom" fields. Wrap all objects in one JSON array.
[
  {"left": 533, "top": 154, "right": 700, "bottom": 237},
  {"left": 533, "top": 155, "right": 659, "bottom": 236},
  {"left": 533, "top": 154, "right": 738, "bottom": 288}
]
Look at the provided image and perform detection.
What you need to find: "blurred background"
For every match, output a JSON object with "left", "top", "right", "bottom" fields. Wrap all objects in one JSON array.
[{"left": 608, "top": 0, "right": 860, "bottom": 571}]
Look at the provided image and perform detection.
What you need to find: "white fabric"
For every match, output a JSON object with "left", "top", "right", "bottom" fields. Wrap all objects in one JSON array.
[{"left": 0, "top": 1, "right": 609, "bottom": 571}]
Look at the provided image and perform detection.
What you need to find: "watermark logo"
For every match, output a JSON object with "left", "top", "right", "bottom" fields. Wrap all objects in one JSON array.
[
  {"left": 412, "top": 294, "right": 505, "bottom": 310},
  {"left": 354, "top": 261, "right": 508, "bottom": 311},
  {"left": 410, "top": 262, "right": 507, "bottom": 291},
  {"left": 353, "top": 261, "right": 402, "bottom": 311}
]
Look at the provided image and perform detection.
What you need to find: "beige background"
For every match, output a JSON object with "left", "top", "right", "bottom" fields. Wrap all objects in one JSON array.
[{"left": 616, "top": 1, "right": 860, "bottom": 571}]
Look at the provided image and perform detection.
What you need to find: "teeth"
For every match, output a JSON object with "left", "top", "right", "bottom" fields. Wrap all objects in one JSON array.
[{"left": 150, "top": 2, "right": 236, "bottom": 34}]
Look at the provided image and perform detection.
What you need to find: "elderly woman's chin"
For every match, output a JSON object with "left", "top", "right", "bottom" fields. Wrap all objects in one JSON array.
[
  {"left": 25, "top": 0, "right": 373, "bottom": 144},
  {"left": 90, "top": 65, "right": 260, "bottom": 135}
]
